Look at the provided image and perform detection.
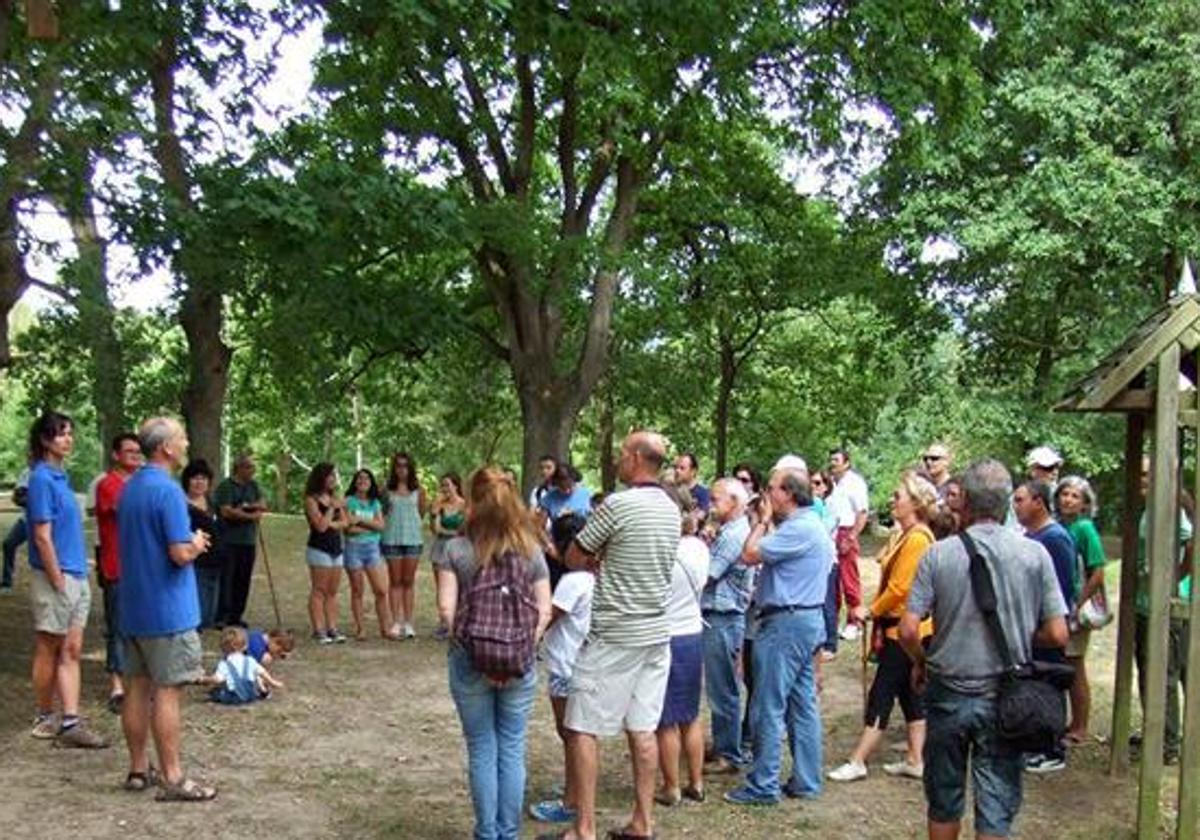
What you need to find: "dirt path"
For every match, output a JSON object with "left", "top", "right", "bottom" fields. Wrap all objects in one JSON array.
[{"left": 0, "top": 514, "right": 1165, "bottom": 837}]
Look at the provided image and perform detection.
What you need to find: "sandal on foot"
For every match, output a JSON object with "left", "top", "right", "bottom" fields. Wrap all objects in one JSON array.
[
  {"left": 155, "top": 777, "right": 217, "bottom": 802},
  {"left": 123, "top": 766, "right": 161, "bottom": 791},
  {"left": 607, "top": 830, "right": 656, "bottom": 840},
  {"left": 682, "top": 785, "right": 706, "bottom": 803},
  {"left": 653, "top": 789, "right": 680, "bottom": 806}
]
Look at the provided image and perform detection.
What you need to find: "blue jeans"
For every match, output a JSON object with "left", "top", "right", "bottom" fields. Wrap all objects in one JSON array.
[
  {"left": 703, "top": 612, "right": 746, "bottom": 763},
  {"left": 745, "top": 608, "right": 825, "bottom": 800},
  {"left": 923, "top": 679, "right": 1024, "bottom": 836},
  {"left": 821, "top": 564, "right": 839, "bottom": 653},
  {"left": 2, "top": 515, "right": 27, "bottom": 588},
  {"left": 448, "top": 647, "right": 537, "bottom": 840},
  {"left": 195, "top": 565, "right": 222, "bottom": 630},
  {"left": 100, "top": 577, "right": 125, "bottom": 675}
]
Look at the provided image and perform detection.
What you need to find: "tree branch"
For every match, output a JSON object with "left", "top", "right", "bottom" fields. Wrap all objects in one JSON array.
[
  {"left": 449, "top": 35, "right": 516, "bottom": 193},
  {"left": 513, "top": 50, "right": 536, "bottom": 194},
  {"left": 556, "top": 66, "right": 580, "bottom": 227},
  {"left": 403, "top": 64, "right": 497, "bottom": 203}
]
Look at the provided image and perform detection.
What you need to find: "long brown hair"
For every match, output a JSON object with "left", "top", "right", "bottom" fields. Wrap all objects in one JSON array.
[{"left": 466, "top": 466, "right": 540, "bottom": 566}]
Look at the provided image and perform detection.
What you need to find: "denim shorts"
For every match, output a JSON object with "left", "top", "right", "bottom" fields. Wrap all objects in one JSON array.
[
  {"left": 923, "top": 679, "right": 1023, "bottom": 836},
  {"left": 343, "top": 540, "right": 383, "bottom": 571},
  {"left": 305, "top": 547, "right": 343, "bottom": 569},
  {"left": 381, "top": 544, "right": 422, "bottom": 560}
]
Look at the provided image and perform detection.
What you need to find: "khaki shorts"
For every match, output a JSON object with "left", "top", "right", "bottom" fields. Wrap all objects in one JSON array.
[
  {"left": 30, "top": 569, "right": 91, "bottom": 635},
  {"left": 565, "top": 639, "right": 670, "bottom": 736},
  {"left": 1067, "top": 628, "right": 1090, "bottom": 658},
  {"left": 125, "top": 631, "right": 203, "bottom": 686}
]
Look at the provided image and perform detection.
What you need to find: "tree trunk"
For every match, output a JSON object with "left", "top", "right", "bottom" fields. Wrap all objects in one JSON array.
[
  {"left": 517, "top": 382, "right": 577, "bottom": 497},
  {"left": 149, "top": 20, "right": 231, "bottom": 471},
  {"left": 273, "top": 450, "right": 290, "bottom": 511},
  {"left": 596, "top": 382, "right": 616, "bottom": 493},
  {"left": 0, "top": 224, "right": 27, "bottom": 369},
  {"left": 714, "top": 331, "right": 737, "bottom": 477},
  {"left": 179, "top": 289, "right": 229, "bottom": 470},
  {"left": 61, "top": 177, "right": 125, "bottom": 463}
]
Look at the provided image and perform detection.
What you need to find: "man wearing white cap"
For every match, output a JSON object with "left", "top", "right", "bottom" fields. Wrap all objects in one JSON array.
[{"left": 1027, "top": 446, "right": 1063, "bottom": 485}]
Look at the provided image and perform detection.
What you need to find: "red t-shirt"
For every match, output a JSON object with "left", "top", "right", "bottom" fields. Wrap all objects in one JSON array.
[{"left": 95, "top": 469, "right": 130, "bottom": 581}]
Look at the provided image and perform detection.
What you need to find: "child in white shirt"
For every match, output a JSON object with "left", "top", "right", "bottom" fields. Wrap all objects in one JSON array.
[{"left": 202, "top": 627, "right": 284, "bottom": 705}]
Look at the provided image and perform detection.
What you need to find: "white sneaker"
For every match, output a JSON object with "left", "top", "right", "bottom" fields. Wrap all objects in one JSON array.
[
  {"left": 828, "top": 760, "right": 867, "bottom": 782},
  {"left": 882, "top": 761, "right": 923, "bottom": 779},
  {"left": 403, "top": 623, "right": 416, "bottom": 639},
  {"left": 839, "top": 624, "right": 861, "bottom": 641},
  {"left": 389, "top": 622, "right": 402, "bottom": 638}
]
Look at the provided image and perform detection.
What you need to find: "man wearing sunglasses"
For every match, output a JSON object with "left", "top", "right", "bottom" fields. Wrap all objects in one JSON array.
[{"left": 921, "top": 444, "right": 954, "bottom": 498}]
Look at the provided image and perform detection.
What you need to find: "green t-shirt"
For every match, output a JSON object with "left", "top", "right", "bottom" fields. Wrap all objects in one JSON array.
[
  {"left": 1136, "top": 509, "right": 1193, "bottom": 615},
  {"left": 214, "top": 478, "right": 262, "bottom": 546},
  {"left": 1065, "top": 517, "right": 1105, "bottom": 599},
  {"left": 347, "top": 496, "right": 383, "bottom": 543}
]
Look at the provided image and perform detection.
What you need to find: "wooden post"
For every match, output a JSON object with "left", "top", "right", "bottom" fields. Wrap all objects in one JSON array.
[
  {"left": 1177, "top": 383, "right": 1200, "bottom": 838},
  {"left": 1111, "top": 412, "right": 1145, "bottom": 774},
  {"left": 1137, "top": 342, "right": 1181, "bottom": 839}
]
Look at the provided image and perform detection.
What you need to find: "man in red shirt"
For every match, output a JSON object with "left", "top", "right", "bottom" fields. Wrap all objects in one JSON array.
[{"left": 94, "top": 433, "right": 143, "bottom": 711}]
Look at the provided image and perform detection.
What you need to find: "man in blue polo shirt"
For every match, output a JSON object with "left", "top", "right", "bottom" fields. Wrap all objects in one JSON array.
[
  {"left": 725, "top": 465, "right": 834, "bottom": 806},
  {"left": 118, "top": 417, "right": 214, "bottom": 801},
  {"left": 26, "top": 411, "right": 108, "bottom": 748}
]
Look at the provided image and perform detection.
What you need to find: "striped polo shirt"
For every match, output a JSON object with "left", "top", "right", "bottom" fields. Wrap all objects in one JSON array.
[{"left": 576, "top": 484, "right": 681, "bottom": 647}]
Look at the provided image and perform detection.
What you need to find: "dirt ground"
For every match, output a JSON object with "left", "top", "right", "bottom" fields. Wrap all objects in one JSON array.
[{"left": 0, "top": 510, "right": 1180, "bottom": 838}]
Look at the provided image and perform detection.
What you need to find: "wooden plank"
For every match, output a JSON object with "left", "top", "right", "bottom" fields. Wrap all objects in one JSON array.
[
  {"left": 1180, "top": 326, "right": 1200, "bottom": 352},
  {"left": 1082, "top": 300, "right": 1200, "bottom": 410},
  {"left": 1137, "top": 342, "right": 1181, "bottom": 839},
  {"left": 1110, "top": 412, "right": 1145, "bottom": 775},
  {"left": 1176, "top": 392, "right": 1200, "bottom": 839}
]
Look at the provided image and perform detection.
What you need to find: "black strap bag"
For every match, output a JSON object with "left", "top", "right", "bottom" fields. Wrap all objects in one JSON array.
[{"left": 960, "top": 531, "right": 1074, "bottom": 753}]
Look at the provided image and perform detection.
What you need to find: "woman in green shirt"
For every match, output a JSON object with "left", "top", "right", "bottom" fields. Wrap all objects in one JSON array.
[
  {"left": 345, "top": 468, "right": 400, "bottom": 641},
  {"left": 1055, "top": 475, "right": 1106, "bottom": 744}
]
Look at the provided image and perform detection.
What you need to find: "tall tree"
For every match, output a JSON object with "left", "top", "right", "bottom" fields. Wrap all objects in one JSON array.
[{"left": 314, "top": 0, "right": 990, "bottom": 490}]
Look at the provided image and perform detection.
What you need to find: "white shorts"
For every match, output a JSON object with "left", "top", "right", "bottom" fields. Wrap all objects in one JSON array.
[{"left": 565, "top": 639, "right": 670, "bottom": 736}]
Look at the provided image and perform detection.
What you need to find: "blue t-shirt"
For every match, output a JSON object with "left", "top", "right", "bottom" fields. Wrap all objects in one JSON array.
[
  {"left": 757, "top": 507, "right": 834, "bottom": 608},
  {"left": 117, "top": 464, "right": 199, "bottom": 637},
  {"left": 1027, "top": 521, "right": 1077, "bottom": 612},
  {"left": 26, "top": 461, "right": 87, "bottom": 578},
  {"left": 247, "top": 629, "right": 269, "bottom": 663},
  {"left": 539, "top": 485, "right": 593, "bottom": 521}
]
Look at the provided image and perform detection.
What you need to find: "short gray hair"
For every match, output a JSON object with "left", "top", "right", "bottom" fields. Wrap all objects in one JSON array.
[
  {"left": 772, "top": 467, "right": 812, "bottom": 508},
  {"left": 714, "top": 477, "right": 749, "bottom": 507},
  {"left": 961, "top": 458, "right": 1012, "bottom": 522},
  {"left": 138, "top": 417, "right": 183, "bottom": 458},
  {"left": 1054, "top": 475, "right": 1098, "bottom": 519}
]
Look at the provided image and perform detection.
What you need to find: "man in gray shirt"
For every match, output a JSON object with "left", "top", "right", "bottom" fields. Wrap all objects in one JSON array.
[{"left": 901, "top": 458, "right": 1068, "bottom": 840}]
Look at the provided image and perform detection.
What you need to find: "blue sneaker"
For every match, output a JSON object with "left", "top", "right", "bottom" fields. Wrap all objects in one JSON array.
[
  {"left": 783, "top": 781, "right": 821, "bottom": 800},
  {"left": 528, "top": 799, "right": 576, "bottom": 823},
  {"left": 722, "top": 786, "right": 779, "bottom": 806}
]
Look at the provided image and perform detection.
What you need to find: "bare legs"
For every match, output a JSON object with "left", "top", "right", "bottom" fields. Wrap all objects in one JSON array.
[
  {"left": 33, "top": 628, "right": 81, "bottom": 717},
  {"left": 1067, "top": 655, "right": 1090, "bottom": 741},
  {"left": 348, "top": 566, "right": 395, "bottom": 639},
  {"left": 365, "top": 564, "right": 396, "bottom": 637},
  {"left": 656, "top": 719, "right": 704, "bottom": 799},
  {"left": 567, "top": 730, "right": 599, "bottom": 840},
  {"left": 122, "top": 676, "right": 186, "bottom": 784},
  {"left": 551, "top": 696, "right": 579, "bottom": 810},
  {"left": 626, "top": 730, "right": 658, "bottom": 837},
  {"left": 307, "top": 566, "right": 340, "bottom": 636}
]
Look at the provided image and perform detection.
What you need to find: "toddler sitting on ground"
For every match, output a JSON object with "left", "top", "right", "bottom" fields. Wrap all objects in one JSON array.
[{"left": 201, "top": 627, "right": 285, "bottom": 705}]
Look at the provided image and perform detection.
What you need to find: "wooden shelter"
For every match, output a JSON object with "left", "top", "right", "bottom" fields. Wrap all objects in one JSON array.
[{"left": 1057, "top": 292, "right": 1200, "bottom": 839}]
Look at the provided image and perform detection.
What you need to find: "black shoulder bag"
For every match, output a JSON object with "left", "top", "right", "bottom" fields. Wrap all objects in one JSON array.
[{"left": 960, "top": 531, "right": 1074, "bottom": 753}]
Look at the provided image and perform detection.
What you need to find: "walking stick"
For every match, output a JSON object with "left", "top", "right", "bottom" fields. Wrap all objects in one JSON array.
[{"left": 257, "top": 524, "right": 283, "bottom": 629}]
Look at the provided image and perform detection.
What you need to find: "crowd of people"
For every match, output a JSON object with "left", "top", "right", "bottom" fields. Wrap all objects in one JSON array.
[{"left": 6, "top": 409, "right": 1191, "bottom": 839}]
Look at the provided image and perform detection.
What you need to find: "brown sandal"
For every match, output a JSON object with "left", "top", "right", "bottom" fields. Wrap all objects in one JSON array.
[
  {"left": 155, "top": 777, "right": 217, "bottom": 802},
  {"left": 122, "top": 766, "right": 161, "bottom": 792}
]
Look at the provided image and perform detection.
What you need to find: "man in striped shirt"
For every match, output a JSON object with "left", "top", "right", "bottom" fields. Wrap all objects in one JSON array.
[{"left": 558, "top": 431, "right": 681, "bottom": 840}]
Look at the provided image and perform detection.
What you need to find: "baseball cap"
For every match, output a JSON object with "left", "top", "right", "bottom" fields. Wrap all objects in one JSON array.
[
  {"left": 1026, "top": 446, "right": 1063, "bottom": 469},
  {"left": 773, "top": 454, "right": 808, "bottom": 474}
]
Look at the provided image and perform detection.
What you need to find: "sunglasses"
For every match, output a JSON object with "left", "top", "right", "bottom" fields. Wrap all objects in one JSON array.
[
  {"left": 736, "top": 475, "right": 753, "bottom": 483},
  {"left": 922, "top": 455, "right": 944, "bottom": 463}
]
